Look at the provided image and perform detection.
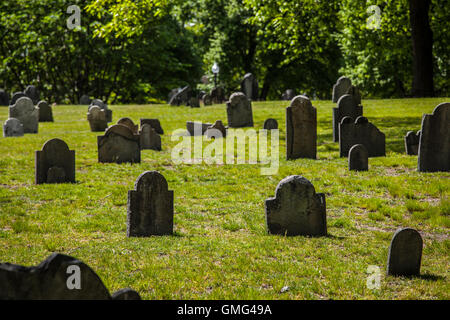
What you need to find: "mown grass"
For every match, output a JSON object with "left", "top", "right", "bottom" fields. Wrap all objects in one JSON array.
[{"left": 0, "top": 98, "right": 449, "bottom": 299}]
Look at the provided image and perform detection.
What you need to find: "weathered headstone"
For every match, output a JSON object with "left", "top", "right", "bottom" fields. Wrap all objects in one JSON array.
[
  {"left": 35, "top": 138, "right": 75, "bottom": 184},
  {"left": 117, "top": 117, "right": 138, "bottom": 135},
  {"left": 168, "top": 87, "right": 181, "bottom": 103},
  {"left": 140, "top": 119, "right": 164, "bottom": 135},
  {"left": 0, "top": 253, "right": 140, "bottom": 300},
  {"left": 140, "top": 124, "right": 161, "bottom": 151},
  {"left": 206, "top": 120, "right": 227, "bottom": 139},
  {"left": 0, "top": 89, "right": 9, "bottom": 106},
  {"left": 80, "top": 94, "right": 91, "bottom": 105},
  {"left": 89, "top": 99, "right": 112, "bottom": 122},
  {"left": 127, "top": 171, "right": 174, "bottom": 237},
  {"left": 24, "top": 85, "right": 40, "bottom": 104},
  {"left": 169, "top": 86, "right": 191, "bottom": 106},
  {"left": 202, "top": 93, "right": 212, "bottom": 106},
  {"left": 348, "top": 144, "right": 368, "bottom": 171},
  {"left": 332, "top": 94, "right": 363, "bottom": 142},
  {"left": 281, "top": 89, "right": 296, "bottom": 101},
  {"left": 265, "top": 176, "right": 327, "bottom": 236},
  {"left": 188, "top": 96, "right": 200, "bottom": 108},
  {"left": 263, "top": 118, "right": 278, "bottom": 130},
  {"left": 346, "top": 85, "right": 362, "bottom": 106},
  {"left": 9, "top": 96, "right": 39, "bottom": 133},
  {"left": 37, "top": 101, "right": 53, "bottom": 122},
  {"left": 10, "top": 92, "right": 27, "bottom": 105},
  {"left": 339, "top": 116, "right": 386, "bottom": 157},
  {"left": 418, "top": 103, "right": 450, "bottom": 172},
  {"left": 98, "top": 124, "right": 140, "bottom": 163},
  {"left": 286, "top": 95, "right": 317, "bottom": 160},
  {"left": 332, "top": 76, "right": 352, "bottom": 103},
  {"left": 226, "top": 92, "right": 254, "bottom": 128},
  {"left": 3, "top": 118, "right": 24, "bottom": 137},
  {"left": 404, "top": 130, "right": 421, "bottom": 155},
  {"left": 240, "top": 73, "right": 258, "bottom": 101},
  {"left": 87, "top": 106, "right": 108, "bottom": 132},
  {"left": 186, "top": 121, "right": 212, "bottom": 136},
  {"left": 210, "top": 86, "right": 225, "bottom": 104},
  {"left": 387, "top": 228, "right": 423, "bottom": 277}
]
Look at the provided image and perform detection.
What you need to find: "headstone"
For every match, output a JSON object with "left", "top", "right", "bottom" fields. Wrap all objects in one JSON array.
[
  {"left": 10, "top": 92, "right": 27, "bottom": 105},
  {"left": 206, "top": 120, "right": 227, "bottom": 139},
  {"left": 203, "top": 93, "right": 212, "bottom": 106},
  {"left": 186, "top": 121, "right": 212, "bottom": 136},
  {"left": 117, "top": 117, "right": 138, "bottom": 135},
  {"left": 188, "top": 96, "right": 200, "bottom": 108},
  {"left": 35, "top": 138, "right": 75, "bottom": 184},
  {"left": 263, "top": 118, "right": 278, "bottom": 130},
  {"left": 80, "top": 94, "right": 91, "bottom": 105},
  {"left": 168, "top": 88, "right": 181, "bottom": 103},
  {"left": 9, "top": 97, "right": 39, "bottom": 133},
  {"left": 37, "top": 101, "right": 53, "bottom": 122},
  {"left": 332, "top": 76, "right": 352, "bottom": 103},
  {"left": 346, "top": 85, "right": 362, "bottom": 106},
  {"left": 265, "top": 176, "right": 327, "bottom": 236},
  {"left": 140, "top": 124, "right": 161, "bottom": 151},
  {"left": 98, "top": 124, "right": 140, "bottom": 163},
  {"left": 286, "top": 95, "right": 317, "bottom": 160},
  {"left": 418, "top": 103, "right": 450, "bottom": 172},
  {"left": 89, "top": 99, "right": 112, "bottom": 122},
  {"left": 348, "top": 144, "right": 368, "bottom": 171},
  {"left": 281, "top": 89, "right": 296, "bottom": 101},
  {"left": 339, "top": 116, "right": 386, "bottom": 157},
  {"left": 404, "top": 130, "right": 421, "bottom": 155},
  {"left": 87, "top": 106, "right": 108, "bottom": 132},
  {"left": 169, "top": 86, "right": 191, "bottom": 106},
  {"left": 240, "top": 73, "right": 258, "bottom": 100},
  {"left": 0, "top": 89, "right": 9, "bottom": 106},
  {"left": 140, "top": 119, "right": 164, "bottom": 135},
  {"left": 387, "top": 228, "right": 422, "bottom": 277},
  {"left": 332, "top": 94, "right": 363, "bottom": 142},
  {"left": 0, "top": 253, "right": 140, "bottom": 300},
  {"left": 24, "top": 85, "right": 40, "bottom": 104},
  {"left": 127, "top": 171, "right": 174, "bottom": 237},
  {"left": 226, "top": 92, "right": 254, "bottom": 128},
  {"left": 210, "top": 86, "right": 225, "bottom": 104},
  {"left": 3, "top": 118, "right": 24, "bottom": 137}
]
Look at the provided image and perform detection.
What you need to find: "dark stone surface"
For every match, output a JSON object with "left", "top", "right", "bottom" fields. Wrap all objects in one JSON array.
[
  {"left": 346, "top": 85, "right": 362, "bottom": 106},
  {"left": 24, "top": 85, "right": 40, "bottom": 105},
  {"left": 80, "top": 94, "right": 91, "bottom": 105},
  {"left": 140, "top": 118, "right": 164, "bottom": 135},
  {"left": 405, "top": 130, "right": 421, "bottom": 155},
  {"left": 111, "top": 288, "right": 141, "bottom": 300},
  {"left": 188, "top": 97, "right": 200, "bottom": 108},
  {"left": 265, "top": 176, "right": 327, "bottom": 236},
  {"left": 127, "top": 171, "right": 174, "bottom": 237},
  {"left": 332, "top": 76, "right": 352, "bottom": 103},
  {"left": 210, "top": 86, "right": 225, "bottom": 104},
  {"left": 286, "top": 95, "right": 317, "bottom": 160},
  {"left": 0, "top": 89, "right": 9, "bottom": 106},
  {"left": 87, "top": 106, "right": 108, "bottom": 132},
  {"left": 9, "top": 96, "right": 39, "bottom": 133},
  {"left": 37, "top": 100, "right": 53, "bottom": 122},
  {"left": 202, "top": 93, "right": 212, "bottom": 106},
  {"left": 186, "top": 121, "right": 212, "bottom": 136},
  {"left": 35, "top": 138, "right": 75, "bottom": 184},
  {"left": 387, "top": 228, "right": 422, "bottom": 277},
  {"left": 240, "top": 73, "right": 258, "bottom": 101},
  {"left": 281, "top": 89, "right": 296, "bottom": 101},
  {"left": 89, "top": 99, "right": 112, "bottom": 122},
  {"left": 97, "top": 124, "right": 141, "bottom": 164},
  {"left": 140, "top": 124, "right": 161, "bottom": 151},
  {"left": 3, "top": 118, "right": 24, "bottom": 137},
  {"left": 263, "top": 118, "right": 278, "bottom": 130},
  {"left": 206, "top": 120, "right": 227, "bottom": 139},
  {"left": 226, "top": 92, "right": 254, "bottom": 128},
  {"left": 11, "top": 92, "right": 26, "bottom": 105},
  {"left": 117, "top": 117, "right": 138, "bottom": 135},
  {"left": 332, "top": 94, "right": 363, "bottom": 142},
  {"left": 169, "top": 86, "right": 191, "bottom": 106},
  {"left": 348, "top": 144, "right": 368, "bottom": 171}
]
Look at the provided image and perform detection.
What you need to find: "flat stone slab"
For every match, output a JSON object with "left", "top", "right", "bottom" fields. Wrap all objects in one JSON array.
[{"left": 387, "top": 228, "right": 422, "bottom": 277}]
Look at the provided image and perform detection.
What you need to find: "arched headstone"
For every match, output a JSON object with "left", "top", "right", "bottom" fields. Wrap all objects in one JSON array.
[
  {"left": 240, "top": 73, "right": 258, "bottom": 101},
  {"left": 37, "top": 100, "right": 53, "bottom": 122},
  {"left": 97, "top": 124, "right": 140, "bottom": 163},
  {"left": 206, "top": 120, "right": 227, "bottom": 139},
  {"left": 117, "top": 117, "right": 138, "bottom": 135},
  {"left": 10, "top": 92, "right": 26, "bottom": 105},
  {"left": 348, "top": 144, "right": 368, "bottom": 171},
  {"left": 332, "top": 76, "right": 352, "bottom": 103},
  {"left": 9, "top": 96, "right": 39, "bottom": 133},
  {"left": 140, "top": 119, "right": 164, "bottom": 135},
  {"left": 3, "top": 118, "right": 24, "bottom": 137},
  {"left": 332, "top": 94, "right": 363, "bottom": 142},
  {"left": 24, "top": 85, "right": 40, "bottom": 104},
  {"left": 387, "top": 228, "right": 423, "bottom": 277},
  {"left": 87, "top": 106, "right": 108, "bottom": 132},
  {"left": 35, "top": 138, "right": 75, "bottom": 184},
  {"left": 0, "top": 89, "right": 10, "bottom": 106},
  {"left": 140, "top": 124, "right": 161, "bottom": 151},
  {"left": 263, "top": 118, "right": 278, "bottom": 130},
  {"left": 404, "top": 130, "right": 421, "bottom": 155},
  {"left": 226, "top": 92, "right": 254, "bottom": 128}
]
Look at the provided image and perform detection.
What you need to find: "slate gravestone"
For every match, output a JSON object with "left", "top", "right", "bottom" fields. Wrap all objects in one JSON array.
[
  {"left": 332, "top": 76, "right": 352, "bottom": 103},
  {"left": 9, "top": 96, "right": 39, "bottom": 133},
  {"left": 226, "top": 92, "right": 254, "bottom": 128},
  {"left": 206, "top": 120, "right": 227, "bottom": 139},
  {"left": 346, "top": 85, "right": 362, "bottom": 106},
  {"left": 281, "top": 89, "right": 296, "bottom": 101},
  {"left": 387, "top": 228, "right": 423, "bottom": 277},
  {"left": 240, "top": 73, "right": 258, "bottom": 100},
  {"left": 24, "top": 85, "right": 40, "bottom": 104},
  {"left": 348, "top": 144, "right": 368, "bottom": 171},
  {"left": 286, "top": 95, "right": 317, "bottom": 160},
  {"left": 203, "top": 93, "right": 212, "bottom": 106},
  {"left": 264, "top": 118, "right": 278, "bottom": 130},
  {"left": 3, "top": 118, "right": 24, "bottom": 137},
  {"left": 168, "top": 88, "right": 180, "bottom": 103},
  {"left": 80, "top": 94, "right": 91, "bottom": 105},
  {"left": 339, "top": 116, "right": 385, "bottom": 157},
  {"left": 90, "top": 99, "right": 112, "bottom": 122},
  {"left": 37, "top": 101, "right": 53, "bottom": 122},
  {"left": 418, "top": 103, "right": 450, "bottom": 172},
  {"left": 87, "top": 106, "right": 108, "bottom": 132},
  {"left": 140, "top": 119, "right": 164, "bottom": 134},
  {"left": 265, "top": 176, "right": 327, "bottom": 236},
  {"left": 210, "top": 86, "right": 225, "bottom": 104},
  {"left": 11, "top": 92, "right": 27, "bottom": 105},
  {"left": 117, "top": 117, "right": 138, "bottom": 134},
  {"left": 169, "top": 86, "right": 191, "bottom": 106},
  {"left": 140, "top": 124, "right": 161, "bottom": 151},
  {"left": 98, "top": 124, "right": 140, "bottom": 163},
  {"left": 405, "top": 130, "right": 421, "bottom": 155},
  {"left": 127, "top": 171, "right": 174, "bottom": 237},
  {"left": 0, "top": 89, "right": 9, "bottom": 106},
  {"left": 186, "top": 121, "right": 212, "bottom": 136},
  {"left": 35, "top": 138, "right": 75, "bottom": 184},
  {"left": 332, "top": 94, "right": 363, "bottom": 142},
  {"left": 188, "top": 97, "right": 200, "bottom": 108},
  {"left": 0, "top": 253, "right": 141, "bottom": 300}
]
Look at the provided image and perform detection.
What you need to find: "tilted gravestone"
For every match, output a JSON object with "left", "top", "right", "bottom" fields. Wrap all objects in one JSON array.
[
  {"left": 418, "top": 103, "right": 449, "bottom": 172},
  {"left": 332, "top": 76, "right": 352, "bottom": 103},
  {"left": 333, "top": 94, "right": 363, "bottom": 142},
  {"left": 37, "top": 101, "right": 53, "bottom": 122},
  {"left": 263, "top": 118, "right": 278, "bottom": 130},
  {"left": 11, "top": 92, "right": 27, "bottom": 105},
  {"left": 226, "top": 92, "right": 254, "bottom": 128},
  {"left": 240, "top": 73, "right": 258, "bottom": 101},
  {"left": 202, "top": 93, "right": 212, "bottom": 106},
  {"left": 281, "top": 89, "right": 296, "bottom": 101},
  {"left": 210, "top": 86, "right": 225, "bottom": 104},
  {"left": 265, "top": 176, "right": 327, "bottom": 236},
  {"left": 339, "top": 116, "right": 385, "bottom": 158},
  {"left": 87, "top": 106, "right": 108, "bottom": 132},
  {"left": 127, "top": 171, "right": 174, "bottom": 237},
  {"left": 140, "top": 119, "right": 164, "bottom": 135},
  {"left": 0, "top": 89, "right": 9, "bottom": 106},
  {"left": 140, "top": 124, "right": 161, "bottom": 151},
  {"left": 168, "top": 88, "right": 180, "bottom": 103},
  {"left": 186, "top": 121, "right": 212, "bottom": 136},
  {"left": 35, "top": 138, "right": 75, "bottom": 184},
  {"left": 348, "top": 144, "right": 368, "bottom": 171},
  {"left": 169, "top": 86, "right": 191, "bottom": 106},
  {"left": 9, "top": 96, "right": 39, "bottom": 133},
  {"left": 387, "top": 228, "right": 422, "bottom": 277},
  {"left": 3, "top": 118, "right": 24, "bottom": 137},
  {"left": 24, "top": 85, "right": 40, "bottom": 104},
  {"left": 89, "top": 99, "right": 112, "bottom": 122},
  {"left": 117, "top": 117, "right": 138, "bottom": 135},
  {"left": 0, "top": 253, "right": 140, "bottom": 300},
  {"left": 404, "top": 130, "right": 421, "bottom": 155},
  {"left": 286, "top": 95, "right": 317, "bottom": 160},
  {"left": 79, "top": 94, "right": 91, "bottom": 105},
  {"left": 206, "top": 120, "right": 227, "bottom": 139},
  {"left": 98, "top": 124, "right": 140, "bottom": 163},
  {"left": 188, "top": 97, "right": 200, "bottom": 108}
]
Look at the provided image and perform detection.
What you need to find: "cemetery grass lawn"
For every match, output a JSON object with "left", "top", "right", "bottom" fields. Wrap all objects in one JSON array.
[{"left": 0, "top": 98, "right": 449, "bottom": 300}]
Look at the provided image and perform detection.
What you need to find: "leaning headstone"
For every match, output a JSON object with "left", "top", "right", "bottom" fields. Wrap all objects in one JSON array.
[
  {"left": 263, "top": 118, "right": 278, "bottom": 130},
  {"left": 226, "top": 92, "right": 254, "bottom": 128},
  {"left": 418, "top": 103, "right": 450, "bottom": 172},
  {"left": 265, "top": 176, "right": 327, "bottom": 236},
  {"left": 281, "top": 89, "right": 296, "bottom": 101},
  {"left": 0, "top": 253, "right": 140, "bottom": 300},
  {"left": 3, "top": 118, "right": 24, "bottom": 137},
  {"left": 35, "top": 138, "right": 75, "bottom": 184},
  {"left": 286, "top": 95, "right": 317, "bottom": 160},
  {"left": 117, "top": 117, "right": 138, "bottom": 135},
  {"left": 339, "top": 116, "right": 385, "bottom": 157},
  {"left": 127, "top": 171, "right": 174, "bottom": 237},
  {"left": 332, "top": 76, "right": 352, "bottom": 103},
  {"left": 140, "top": 119, "right": 164, "bottom": 135},
  {"left": 348, "top": 144, "right": 368, "bottom": 171},
  {"left": 9, "top": 97, "right": 39, "bottom": 133},
  {"left": 333, "top": 94, "right": 363, "bottom": 142},
  {"left": 387, "top": 228, "right": 422, "bottom": 277},
  {"left": 140, "top": 124, "right": 161, "bottom": 151},
  {"left": 37, "top": 101, "right": 53, "bottom": 122},
  {"left": 188, "top": 96, "right": 200, "bottom": 108},
  {"left": 87, "top": 106, "right": 108, "bottom": 132},
  {"left": 404, "top": 130, "right": 421, "bottom": 155},
  {"left": 80, "top": 94, "right": 91, "bottom": 105},
  {"left": 98, "top": 124, "right": 140, "bottom": 163},
  {"left": 240, "top": 73, "right": 258, "bottom": 100},
  {"left": 210, "top": 86, "right": 225, "bottom": 104},
  {"left": 169, "top": 86, "right": 191, "bottom": 106},
  {"left": 202, "top": 93, "right": 212, "bottom": 106},
  {"left": 168, "top": 87, "right": 181, "bottom": 103},
  {"left": 11, "top": 92, "right": 26, "bottom": 105},
  {"left": 0, "top": 89, "right": 9, "bottom": 106},
  {"left": 206, "top": 120, "right": 227, "bottom": 139},
  {"left": 24, "top": 85, "right": 40, "bottom": 104},
  {"left": 186, "top": 121, "right": 212, "bottom": 136}
]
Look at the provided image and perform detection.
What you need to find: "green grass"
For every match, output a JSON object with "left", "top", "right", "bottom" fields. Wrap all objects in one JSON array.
[{"left": 0, "top": 98, "right": 449, "bottom": 299}]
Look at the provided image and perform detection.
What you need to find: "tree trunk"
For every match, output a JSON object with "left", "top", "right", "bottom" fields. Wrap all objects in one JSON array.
[{"left": 409, "top": 0, "right": 434, "bottom": 97}]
